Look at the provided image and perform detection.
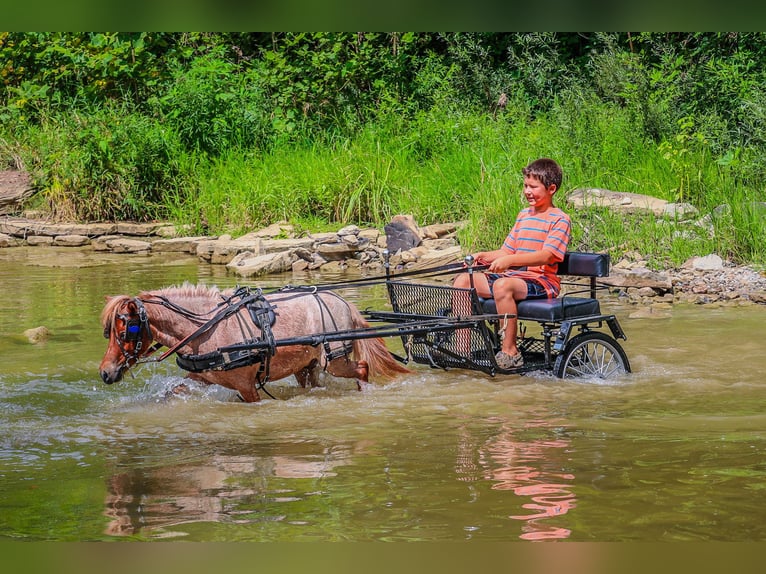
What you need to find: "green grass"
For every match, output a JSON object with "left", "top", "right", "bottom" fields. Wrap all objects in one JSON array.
[{"left": 3, "top": 93, "right": 766, "bottom": 270}]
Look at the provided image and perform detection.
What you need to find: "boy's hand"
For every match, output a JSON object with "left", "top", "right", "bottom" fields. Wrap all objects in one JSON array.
[{"left": 488, "top": 255, "right": 515, "bottom": 273}]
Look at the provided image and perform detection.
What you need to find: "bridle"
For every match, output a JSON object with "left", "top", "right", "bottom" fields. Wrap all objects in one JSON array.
[{"left": 104, "top": 298, "right": 159, "bottom": 365}]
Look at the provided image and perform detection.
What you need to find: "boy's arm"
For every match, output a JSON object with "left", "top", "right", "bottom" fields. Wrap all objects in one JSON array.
[
  {"left": 486, "top": 249, "right": 558, "bottom": 273},
  {"left": 473, "top": 249, "right": 506, "bottom": 264}
]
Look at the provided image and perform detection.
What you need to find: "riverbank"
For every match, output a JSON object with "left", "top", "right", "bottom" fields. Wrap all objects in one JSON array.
[{"left": 3, "top": 214, "right": 766, "bottom": 314}]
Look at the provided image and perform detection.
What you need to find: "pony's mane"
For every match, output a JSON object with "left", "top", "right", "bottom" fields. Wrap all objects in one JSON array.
[
  {"left": 101, "top": 283, "right": 233, "bottom": 330},
  {"left": 140, "top": 282, "right": 234, "bottom": 315},
  {"left": 144, "top": 282, "right": 228, "bottom": 300},
  {"left": 100, "top": 294, "right": 131, "bottom": 332}
]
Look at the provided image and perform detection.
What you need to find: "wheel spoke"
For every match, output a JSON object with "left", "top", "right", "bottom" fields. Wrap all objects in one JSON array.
[{"left": 557, "top": 334, "right": 630, "bottom": 380}]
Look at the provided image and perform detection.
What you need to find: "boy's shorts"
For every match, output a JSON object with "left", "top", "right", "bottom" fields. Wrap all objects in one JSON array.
[{"left": 486, "top": 273, "right": 548, "bottom": 300}]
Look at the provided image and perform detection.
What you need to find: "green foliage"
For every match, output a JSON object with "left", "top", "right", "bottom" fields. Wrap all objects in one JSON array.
[
  {"left": 156, "top": 49, "right": 273, "bottom": 155},
  {"left": 3, "top": 32, "right": 766, "bottom": 265}
]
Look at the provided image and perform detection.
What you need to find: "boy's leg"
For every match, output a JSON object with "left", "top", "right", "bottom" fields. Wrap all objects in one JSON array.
[
  {"left": 451, "top": 272, "right": 493, "bottom": 352},
  {"left": 491, "top": 276, "right": 529, "bottom": 357}
]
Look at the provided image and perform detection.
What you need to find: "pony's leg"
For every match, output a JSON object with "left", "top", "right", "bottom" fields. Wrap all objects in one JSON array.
[
  {"left": 188, "top": 372, "right": 262, "bottom": 403},
  {"left": 325, "top": 357, "right": 369, "bottom": 391},
  {"left": 295, "top": 359, "right": 320, "bottom": 388}
]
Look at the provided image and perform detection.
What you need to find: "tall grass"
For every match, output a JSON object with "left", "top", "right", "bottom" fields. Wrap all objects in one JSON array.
[{"left": 3, "top": 89, "right": 766, "bottom": 268}]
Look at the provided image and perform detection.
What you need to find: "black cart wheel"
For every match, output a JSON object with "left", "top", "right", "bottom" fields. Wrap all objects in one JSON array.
[{"left": 553, "top": 332, "right": 631, "bottom": 379}]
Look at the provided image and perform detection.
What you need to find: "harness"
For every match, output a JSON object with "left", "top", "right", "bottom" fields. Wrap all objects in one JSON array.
[
  {"left": 168, "top": 287, "right": 277, "bottom": 377},
  {"left": 129, "top": 286, "right": 355, "bottom": 399}
]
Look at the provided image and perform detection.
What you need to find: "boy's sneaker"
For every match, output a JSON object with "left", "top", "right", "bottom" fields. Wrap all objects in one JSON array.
[{"left": 495, "top": 351, "right": 524, "bottom": 369}]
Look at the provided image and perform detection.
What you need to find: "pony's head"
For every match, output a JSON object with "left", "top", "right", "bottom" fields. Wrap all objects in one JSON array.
[{"left": 99, "top": 295, "right": 154, "bottom": 384}]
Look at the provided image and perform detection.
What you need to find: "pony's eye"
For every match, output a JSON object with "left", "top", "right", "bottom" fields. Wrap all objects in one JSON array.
[{"left": 103, "top": 328, "right": 110, "bottom": 339}]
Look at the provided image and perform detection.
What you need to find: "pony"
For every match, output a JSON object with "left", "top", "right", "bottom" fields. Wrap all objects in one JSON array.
[{"left": 99, "top": 283, "right": 410, "bottom": 402}]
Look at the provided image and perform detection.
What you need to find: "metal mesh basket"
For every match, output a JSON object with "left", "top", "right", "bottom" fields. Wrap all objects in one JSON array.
[{"left": 386, "top": 281, "right": 499, "bottom": 373}]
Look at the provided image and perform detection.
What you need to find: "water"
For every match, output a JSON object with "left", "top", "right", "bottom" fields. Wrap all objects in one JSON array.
[{"left": 2, "top": 245, "right": 766, "bottom": 541}]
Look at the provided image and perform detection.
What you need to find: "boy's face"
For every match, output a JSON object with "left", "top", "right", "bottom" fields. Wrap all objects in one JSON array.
[{"left": 522, "top": 175, "right": 557, "bottom": 210}]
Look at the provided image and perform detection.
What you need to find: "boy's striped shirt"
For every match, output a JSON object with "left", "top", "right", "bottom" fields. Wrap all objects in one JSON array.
[{"left": 500, "top": 207, "right": 571, "bottom": 297}]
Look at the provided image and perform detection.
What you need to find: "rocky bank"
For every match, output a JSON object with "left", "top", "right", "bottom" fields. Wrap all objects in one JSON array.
[{"left": 3, "top": 213, "right": 766, "bottom": 317}]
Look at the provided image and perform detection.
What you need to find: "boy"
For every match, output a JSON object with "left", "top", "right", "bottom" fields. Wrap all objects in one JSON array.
[{"left": 453, "top": 158, "right": 571, "bottom": 369}]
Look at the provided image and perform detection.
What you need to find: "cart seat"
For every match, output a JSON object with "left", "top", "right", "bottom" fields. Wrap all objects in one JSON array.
[
  {"left": 480, "top": 296, "right": 601, "bottom": 321},
  {"left": 477, "top": 251, "right": 608, "bottom": 322}
]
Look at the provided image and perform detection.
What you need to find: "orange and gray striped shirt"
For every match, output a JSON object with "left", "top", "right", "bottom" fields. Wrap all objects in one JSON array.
[{"left": 499, "top": 206, "right": 571, "bottom": 297}]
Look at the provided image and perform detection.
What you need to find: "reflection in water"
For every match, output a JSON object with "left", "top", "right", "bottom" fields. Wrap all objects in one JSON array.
[
  {"left": 459, "top": 415, "right": 576, "bottom": 541},
  {"left": 104, "top": 449, "right": 350, "bottom": 537}
]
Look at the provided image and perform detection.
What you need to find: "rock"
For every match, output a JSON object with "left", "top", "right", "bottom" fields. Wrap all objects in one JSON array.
[
  {"left": 687, "top": 254, "right": 724, "bottom": 271},
  {"left": 663, "top": 202, "right": 698, "bottom": 219},
  {"left": 315, "top": 241, "right": 360, "bottom": 261},
  {"left": 24, "top": 326, "right": 51, "bottom": 343},
  {"left": 260, "top": 238, "right": 314, "bottom": 254},
  {"left": 384, "top": 214, "right": 422, "bottom": 253},
  {"left": 115, "top": 222, "right": 159, "bottom": 236},
  {"left": 340, "top": 233, "right": 360, "bottom": 246},
  {"left": 106, "top": 238, "right": 152, "bottom": 253},
  {"left": 0, "top": 170, "right": 34, "bottom": 215},
  {"left": 337, "top": 225, "right": 361, "bottom": 237},
  {"left": 251, "top": 222, "right": 294, "bottom": 238},
  {"left": 151, "top": 237, "right": 207, "bottom": 253},
  {"left": 421, "top": 222, "right": 462, "bottom": 239},
  {"left": 53, "top": 234, "right": 90, "bottom": 247},
  {"left": 154, "top": 224, "right": 194, "bottom": 238},
  {"left": 359, "top": 229, "right": 380, "bottom": 242},
  {"left": 567, "top": 188, "right": 668, "bottom": 216},
  {"left": 292, "top": 259, "right": 309, "bottom": 272},
  {"left": 26, "top": 235, "right": 54, "bottom": 246},
  {"left": 0, "top": 232, "right": 19, "bottom": 247},
  {"left": 599, "top": 267, "right": 673, "bottom": 291},
  {"left": 226, "top": 250, "right": 295, "bottom": 277}
]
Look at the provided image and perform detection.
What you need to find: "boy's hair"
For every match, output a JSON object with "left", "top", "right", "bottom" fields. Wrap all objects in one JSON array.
[{"left": 522, "top": 158, "right": 563, "bottom": 191}]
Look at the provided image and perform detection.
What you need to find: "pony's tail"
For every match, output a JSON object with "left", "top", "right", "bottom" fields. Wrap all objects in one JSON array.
[{"left": 349, "top": 304, "right": 411, "bottom": 378}]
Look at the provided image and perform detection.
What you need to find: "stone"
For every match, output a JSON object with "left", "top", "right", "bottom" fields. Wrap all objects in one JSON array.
[
  {"left": 227, "top": 250, "right": 295, "bottom": 277},
  {"left": 106, "top": 238, "right": 152, "bottom": 253},
  {"left": 689, "top": 254, "right": 724, "bottom": 271},
  {"left": 0, "top": 170, "right": 34, "bottom": 215},
  {"left": 292, "top": 259, "right": 309, "bottom": 272},
  {"left": 358, "top": 229, "right": 380, "bottom": 242},
  {"left": 421, "top": 222, "right": 462, "bottom": 239},
  {"left": 26, "top": 235, "right": 54, "bottom": 246},
  {"left": 260, "top": 238, "right": 314, "bottom": 254},
  {"left": 567, "top": 188, "right": 668, "bottom": 216},
  {"left": 115, "top": 222, "right": 159, "bottom": 236},
  {"left": 0, "top": 232, "right": 19, "bottom": 247},
  {"left": 151, "top": 237, "right": 205, "bottom": 253},
  {"left": 337, "top": 225, "right": 361, "bottom": 237},
  {"left": 315, "top": 242, "right": 360, "bottom": 261},
  {"left": 598, "top": 267, "right": 673, "bottom": 291},
  {"left": 250, "top": 222, "right": 294, "bottom": 238},
  {"left": 24, "top": 326, "right": 51, "bottom": 343},
  {"left": 340, "top": 233, "right": 360, "bottom": 246},
  {"left": 385, "top": 214, "right": 421, "bottom": 253},
  {"left": 663, "top": 202, "right": 698, "bottom": 219},
  {"left": 53, "top": 234, "right": 90, "bottom": 247}
]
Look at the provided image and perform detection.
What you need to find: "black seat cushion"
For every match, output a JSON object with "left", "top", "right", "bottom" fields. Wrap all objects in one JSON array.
[{"left": 480, "top": 296, "right": 601, "bottom": 321}]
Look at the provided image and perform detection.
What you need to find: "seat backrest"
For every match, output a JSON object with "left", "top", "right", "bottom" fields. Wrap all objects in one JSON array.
[{"left": 558, "top": 252, "right": 610, "bottom": 277}]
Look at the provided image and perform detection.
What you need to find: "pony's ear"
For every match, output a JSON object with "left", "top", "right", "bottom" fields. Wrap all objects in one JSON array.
[{"left": 104, "top": 295, "right": 114, "bottom": 302}]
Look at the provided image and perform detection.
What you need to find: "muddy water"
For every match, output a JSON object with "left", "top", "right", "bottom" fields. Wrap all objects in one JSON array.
[{"left": 2, "top": 246, "right": 766, "bottom": 541}]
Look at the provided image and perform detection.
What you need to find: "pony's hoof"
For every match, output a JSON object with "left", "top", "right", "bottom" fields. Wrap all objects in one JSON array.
[{"left": 170, "top": 383, "right": 190, "bottom": 396}]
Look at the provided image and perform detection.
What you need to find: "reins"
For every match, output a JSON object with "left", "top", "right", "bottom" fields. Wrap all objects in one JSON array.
[{"left": 264, "top": 257, "right": 488, "bottom": 295}]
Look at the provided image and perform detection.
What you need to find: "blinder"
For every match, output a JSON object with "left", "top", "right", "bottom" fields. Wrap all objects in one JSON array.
[{"left": 105, "top": 298, "right": 151, "bottom": 358}]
